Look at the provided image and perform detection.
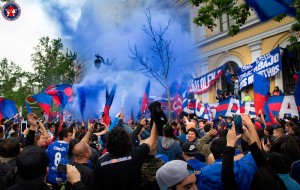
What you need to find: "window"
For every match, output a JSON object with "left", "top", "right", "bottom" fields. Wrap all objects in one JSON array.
[
  {"left": 220, "top": 61, "right": 240, "bottom": 92},
  {"left": 281, "top": 47, "right": 300, "bottom": 95}
]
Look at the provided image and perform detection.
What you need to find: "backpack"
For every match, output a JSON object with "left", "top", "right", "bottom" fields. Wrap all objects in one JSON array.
[{"left": 0, "top": 158, "right": 17, "bottom": 190}]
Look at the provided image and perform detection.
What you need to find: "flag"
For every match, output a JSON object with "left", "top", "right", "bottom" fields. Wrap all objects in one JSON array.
[
  {"left": 0, "top": 98, "right": 18, "bottom": 121},
  {"left": 103, "top": 85, "right": 117, "bottom": 125},
  {"left": 25, "top": 101, "right": 32, "bottom": 114},
  {"left": 32, "top": 92, "right": 53, "bottom": 115},
  {"left": 294, "top": 72, "right": 300, "bottom": 116},
  {"left": 245, "top": 0, "right": 296, "bottom": 22},
  {"left": 130, "top": 108, "right": 135, "bottom": 123},
  {"left": 45, "top": 84, "right": 73, "bottom": 131},
  {"left": 140, "top": 80, "right": 150, "bottom": 117},
  {"left": 215, "top": 98, "right": 231, "bottom": 119},
  {"left": 45, "top": 84, "right": 73, "bottom": 110},
  {"left": 268, "top": 96, "right": 284, "bottom": 117},
  {"left": 254, "top": 73, "right": 276, "bottom": 124},
  {"left": 77, "top": 87, "right": 86, "bottom": 120}
]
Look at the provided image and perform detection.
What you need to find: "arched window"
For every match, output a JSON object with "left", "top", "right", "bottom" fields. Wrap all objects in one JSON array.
[
  {"left": 220, "top": 61, "right": 240, "bottom": 92},
  {"left": 281, "top": 47, "right": 300, "bottom": 95}
]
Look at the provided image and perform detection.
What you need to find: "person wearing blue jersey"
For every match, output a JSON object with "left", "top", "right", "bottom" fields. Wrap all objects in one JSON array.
[{"left": 46, "top": 129, "right": 73, "bottom": 190}]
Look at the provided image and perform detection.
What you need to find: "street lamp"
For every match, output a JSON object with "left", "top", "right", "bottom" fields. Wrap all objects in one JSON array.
[{"left": 94, "top": 54, "right": 104, "bottom": 69}]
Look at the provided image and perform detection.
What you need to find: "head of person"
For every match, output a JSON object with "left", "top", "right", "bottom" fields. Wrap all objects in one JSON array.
[
  {"left": 163, "top": 125, "right": 175, "bottom": 138},
  {"left": 171, "top": 121, "right": 178, "bottom": 130},
  {"left": 58, "top": 129, "right": 73, "bottom": 143},
  {"left": 217, "top": 122, "right": 226, "bottom": 130},
  {"left": 16, "top": 146, "right": 48, "bottom": 183},
  {"left": 180, "top": 123, "right": 187, "bottom": 135},
  {"left": 12, "top": 123, "right": 20, "bottom": 132},
  {"left": 182, "top": 142, "right": 198, "bottom": 161},
  {"left": 49, "top": 124, "right": 56, "bottom": 133},
  {"left": 198, "top": 120, "right": 206, "bottom": 130},
  {"left": 0, "top": 137, "right": 21, "bottom": 158},
  {"left": 250, "top": 166, "right": 287, "bottom": 190},
  {"left": 274, "top": 86, "right": 279, "bottom": 91},
  {"left": 156, "top": 160, "right": 197, "bottom": 190},
  {"left": 272, "top": 135, "right": 300, "bottom": 168},
  {"left": 186, "top": 122, "right": 196, "bottom": 131},
  {"left": 34, "top": 134, "right": 47, "bottom": 147},
  {"left": 68, "top": 139, "right": 79, "bottom": 157},
  {"left": 286, "top": 121, "right": 300, "bottom": 136},
  {"left": 244, "top": 91, "right": 248, "bottom": 96},
  {"left": 264, "top": 125, "right": 274, "bottom": 136},
  {"left": 204, "top": 123, "right": 212, "bottom": 133},
  {"left": 73, "top": 142, "right": 91, "bottom": 163},
  {"left": 210, "top": 137, "right": 227, "bottom": 160},
  {"left": 273, "top": 128, "right": 285, "bottom": 139},
  {"left": 10, "top": 132, "right": 19, "bottom": 138},
  {"left": 106, "top": 127, "right": 132, "bottom": 158},
  {"left": 187, "top": 128, "right": 199, "bottom": 142}
]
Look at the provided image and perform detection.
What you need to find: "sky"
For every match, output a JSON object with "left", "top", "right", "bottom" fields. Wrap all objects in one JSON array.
[{"left": 0, "top": 0, "right": 199, "bottom": 120}]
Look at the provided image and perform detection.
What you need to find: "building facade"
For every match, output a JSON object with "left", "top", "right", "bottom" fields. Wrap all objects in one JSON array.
[{"left": 175, "top": 0, "right": 298, "bottom": 103}]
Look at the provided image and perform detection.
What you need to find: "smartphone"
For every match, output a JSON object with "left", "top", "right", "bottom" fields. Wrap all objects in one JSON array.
[
  {"left": 233, "top": 115, "right": 243, "bottom": 134},
  {"left": 21, "top": 122, "right": 28, "bottom": 132},
  {"left": 57, "top": 164, "right": 67, "bottom": 173}
]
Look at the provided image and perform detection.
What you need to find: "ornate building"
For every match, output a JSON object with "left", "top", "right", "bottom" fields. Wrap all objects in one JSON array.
[{"left": 172, "top": 0, "right": 297, "bottom": 103}]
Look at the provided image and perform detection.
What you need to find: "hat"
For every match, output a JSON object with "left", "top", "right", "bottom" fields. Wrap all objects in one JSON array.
[
  {"left": 17, "top": 146, "right": 48, "bottom": 180},
  {"left": 254, "top": 122, "right": 262, "bottom": 130},
  {"left": 182, "top": 142, "right": 198, "bottom": 155},
  {"left": 156, "top": 160, "right": 194, "bottom": 190}
]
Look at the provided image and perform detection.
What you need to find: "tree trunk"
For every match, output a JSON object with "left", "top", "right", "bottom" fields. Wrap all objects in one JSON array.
[{"left": 165, "top": 79, "right": 172, "bottom": 125}]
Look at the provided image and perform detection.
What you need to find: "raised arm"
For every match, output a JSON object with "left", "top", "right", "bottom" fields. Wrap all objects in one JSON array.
[
  {"left": 241, "top": 114, "right": 261, "bottom": 149},
  {"left": 80, "top": 121, "right": 94, "bottom": 143},
  {"left": 143, "top": 121, "right": 158, "bottom": 150},
  {"left": 222, "top": 121, "right": 239, "bottom": 190}
]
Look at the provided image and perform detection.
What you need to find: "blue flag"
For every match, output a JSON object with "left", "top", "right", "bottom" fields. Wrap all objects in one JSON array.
[{"left": 245, "top": 0, "right": 296, "bottom": 22}]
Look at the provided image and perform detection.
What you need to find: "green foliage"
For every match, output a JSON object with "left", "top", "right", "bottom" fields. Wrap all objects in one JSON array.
[
  {"left": 191, "top": 0, "right": 300, "bottom": 48},
  {"left": 0, "top": 58, "right": 30, "bottom": 107},
  {"left": 191, "top": 0, "right": 250, "bottom": 36},
  {"left": 31, "top": 37, "right": 77, "bottom": 90}
]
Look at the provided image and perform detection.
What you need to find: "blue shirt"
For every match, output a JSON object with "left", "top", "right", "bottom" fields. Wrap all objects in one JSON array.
[
  {"left": 187, "top": 159, "right": 206, "bottom": 187},
  {"left": 199, "top": 154, "right": 257, "bottom": 190},
  {"left": 46, "top": 141, "right": 69, "bottom": 184}
]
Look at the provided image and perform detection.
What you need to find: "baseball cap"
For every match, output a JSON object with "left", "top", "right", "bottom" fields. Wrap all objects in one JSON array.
[
  {"left": 181, "top": 142, "right": 198, "bottom": 155},
  {"left": 17, "top": 145, "right": 48, "bottom": 180},
  {"left": 156, "top": 160, "right": 194, "bottom": 190}
]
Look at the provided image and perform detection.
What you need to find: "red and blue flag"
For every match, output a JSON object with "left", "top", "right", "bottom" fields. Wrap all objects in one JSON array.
[
  {"left": 141, "top": 80, "right": 150, "bottom": 117},
  {"left": 268, "top": 96, "right": 284, "bottom": 117},
  {"left": 215, "top": 98, "right": 231, "bottom": 119},
  {"left": 0, "top": 98, "right": 18, "bottom": 121},
  {"left": 254, "top": 73, "right": 276, "bottom": 124},
  {"left": 45, "top": 84, "right": 73, "bottom": 110},
  {"left": 103, "top": 85, "right": 117, "bottom": 125},
  {"left": 32, "top": 92, "right": 53, "bottom": 115}
]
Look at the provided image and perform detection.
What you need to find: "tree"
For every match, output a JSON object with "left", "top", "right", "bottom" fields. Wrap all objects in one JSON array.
[
  {"left": 129, "top": 10, "right": 176, "bottom": 124},
  {"left": 31, "top": 37, "right": 77, "bottom": 90},
  {"left": 191, "top": 0, "right": 300, "bottom": 49},
  {"left": 0, "top": 58, "right": 31, "bottom": 107}
]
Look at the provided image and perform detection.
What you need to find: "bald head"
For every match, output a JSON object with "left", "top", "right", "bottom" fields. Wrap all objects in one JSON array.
[
  {"left": 186, "top": 122, "right": 196, "bottom": 131},
  {"left": 73, "top": 142, "right": 91, "bottom": 162}
]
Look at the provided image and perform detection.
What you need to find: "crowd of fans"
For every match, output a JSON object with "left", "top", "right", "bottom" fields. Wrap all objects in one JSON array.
[{"left": 0, "top": 102, "right": 300, "bottom": 190}]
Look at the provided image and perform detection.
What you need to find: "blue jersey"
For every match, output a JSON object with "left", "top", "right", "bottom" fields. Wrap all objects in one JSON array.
[{"left": 46, "top": 141, "right": 68, "bottom": 184}]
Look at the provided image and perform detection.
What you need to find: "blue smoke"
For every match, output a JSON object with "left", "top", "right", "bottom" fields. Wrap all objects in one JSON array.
[{"left": 52, "top": 0, "right": 197, "bottom": 121}]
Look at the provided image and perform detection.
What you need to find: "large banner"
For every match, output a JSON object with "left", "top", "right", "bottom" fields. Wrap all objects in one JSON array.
[
  {"left": 238, "top": 47, "right": 282, "bottom": 90},
  {"left": 188, "top": 65, "right": 225, "bottom": 94},
  {"left": 183, "top": 96, "right": 299, "bottom": 120}
]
